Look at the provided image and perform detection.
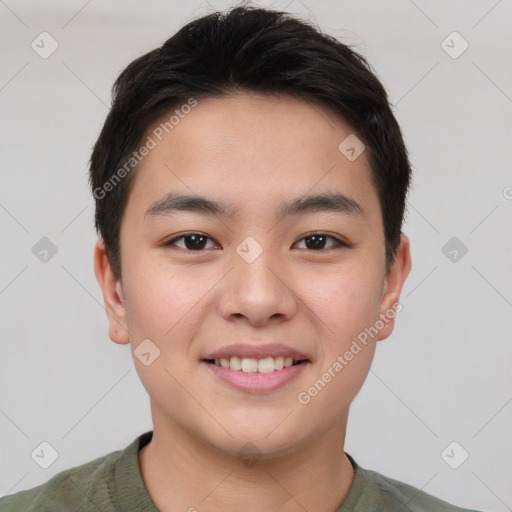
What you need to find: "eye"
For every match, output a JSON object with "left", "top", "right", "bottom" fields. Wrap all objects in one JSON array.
[
  {"left": 164, "top": 231, "right": 349, "bottom": 252},
  {"left": 294, "top": 232, "right": 349, "bottom": 251},
  {"left": 164, "top": 233, "right": 218, "bottom": 251}
]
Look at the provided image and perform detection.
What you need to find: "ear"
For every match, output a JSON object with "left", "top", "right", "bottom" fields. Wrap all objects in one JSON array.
[
  {"left": 377, "top": 233, "right": 412, "bottom": 341},
  {"left": 94, "top": 238, "right": 130, "bottom": 345}
]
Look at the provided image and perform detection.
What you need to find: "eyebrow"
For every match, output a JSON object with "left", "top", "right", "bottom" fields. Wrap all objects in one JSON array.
[{"left": 144, "top": 191, "right": 365, "bottom": 221}]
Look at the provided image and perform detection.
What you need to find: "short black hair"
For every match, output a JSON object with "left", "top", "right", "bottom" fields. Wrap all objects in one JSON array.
[{"left": 89, "top": 4, "right": 411, "bottom": 280}]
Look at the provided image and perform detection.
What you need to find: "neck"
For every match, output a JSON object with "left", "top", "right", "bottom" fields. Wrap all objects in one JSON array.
[{"left": 139, "top": 406, "right": 354, "bottom": 512}]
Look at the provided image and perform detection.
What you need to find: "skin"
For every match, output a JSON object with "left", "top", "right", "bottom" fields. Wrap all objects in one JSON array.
[{"left": 94, "top": 92, "right": 411, "bottom": 512}]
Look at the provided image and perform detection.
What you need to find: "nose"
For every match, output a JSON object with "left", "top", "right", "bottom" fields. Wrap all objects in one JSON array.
[{"left": 217, "top": 247, "right": 298, "bottom": 327}]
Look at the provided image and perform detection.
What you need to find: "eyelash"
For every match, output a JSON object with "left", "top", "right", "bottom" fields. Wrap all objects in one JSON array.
[{"left": 163, "top": 232, "right": 350, "bottom": 252}]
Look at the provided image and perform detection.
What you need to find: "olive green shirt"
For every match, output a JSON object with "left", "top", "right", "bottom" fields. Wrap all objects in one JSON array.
[{"left": 0, "top": 431, "right": 483, "bottom": 511}]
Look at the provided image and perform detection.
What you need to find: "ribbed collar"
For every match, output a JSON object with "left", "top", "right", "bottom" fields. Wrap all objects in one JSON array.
[{"left": 115, "top": 430, "right": 159, "bottom": 511}]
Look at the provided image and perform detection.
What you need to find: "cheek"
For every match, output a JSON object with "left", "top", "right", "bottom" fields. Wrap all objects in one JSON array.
[
  {"left": 121, "top": 258, "right": 210, "bottom": 405},
  {"left": 294, "top": 267, "right": 381, "bottom": 424},
  {"left": 123, "top": 254, "right": 214, "bottom": 340},
  {"left": 300, "top": 261, "right": 383, "bottom": 344}
]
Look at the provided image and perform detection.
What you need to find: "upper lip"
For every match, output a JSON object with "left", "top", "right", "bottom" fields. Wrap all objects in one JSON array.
[{"left": 202, "top": 343, "right": 310, "bottom": 361}]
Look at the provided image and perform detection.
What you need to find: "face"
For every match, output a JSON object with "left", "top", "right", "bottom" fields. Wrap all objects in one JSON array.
[{"left": 95, "top": 92, "right": 411, "bottom": 459}]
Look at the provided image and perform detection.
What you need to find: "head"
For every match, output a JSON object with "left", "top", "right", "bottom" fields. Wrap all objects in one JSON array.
[{"left": 92, "top": 6, "right": 411, "bottom": 459}]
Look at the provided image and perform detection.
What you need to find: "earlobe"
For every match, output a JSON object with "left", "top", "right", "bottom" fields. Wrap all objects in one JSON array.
[
  {"left": 93, "top": 239, "right": 130, "bottom": 345},
  {"left": 377, "top": 233, "right": 412, "bottom": 341}
]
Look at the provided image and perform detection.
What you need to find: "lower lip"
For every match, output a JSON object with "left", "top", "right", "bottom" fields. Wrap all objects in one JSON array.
[{"left": 201, "top": 361, "right": 309, "bottom": 393}]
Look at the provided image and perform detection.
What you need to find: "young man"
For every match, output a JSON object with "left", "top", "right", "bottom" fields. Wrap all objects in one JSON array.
[{"left": 1, "top": 5, "right": 485, "bottom": 512}]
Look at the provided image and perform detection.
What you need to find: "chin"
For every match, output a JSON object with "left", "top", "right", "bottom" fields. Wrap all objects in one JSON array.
[{"left": 205, "top": 422, "right": 313, "bottom": 462}]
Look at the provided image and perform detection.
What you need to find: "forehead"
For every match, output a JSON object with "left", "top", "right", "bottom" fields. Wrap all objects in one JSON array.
[{"left": 125, "top": 92, "right": 380, "bottom": 224}]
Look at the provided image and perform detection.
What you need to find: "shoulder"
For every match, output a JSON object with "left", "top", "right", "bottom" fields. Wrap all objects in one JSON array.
[
  {"left": 0, "top": 448, "right": 122, "bottom": 512},
  {"left": 344, "top": 453, "right": 485, "bottom": 512},
  {"left": 366, "top": 468, "right": 483, "bottom": 511}
]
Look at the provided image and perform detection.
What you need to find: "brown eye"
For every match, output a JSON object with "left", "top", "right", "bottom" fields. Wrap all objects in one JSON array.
[
  {"left": 295, "top": 233, "right": 347, "bottom": 251},
  {"left": 165, "top": 233, "right": 217, "bottom": 251}
]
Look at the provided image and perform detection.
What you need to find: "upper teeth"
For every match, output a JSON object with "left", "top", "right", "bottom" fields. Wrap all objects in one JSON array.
[{"left": 214, "top": 356, "right": 297, "bottom": 373}]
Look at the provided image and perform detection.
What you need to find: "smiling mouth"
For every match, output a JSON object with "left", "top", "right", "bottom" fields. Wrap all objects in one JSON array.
[{"left": 203, "top": 356, "right": 309, "bottom": 373}]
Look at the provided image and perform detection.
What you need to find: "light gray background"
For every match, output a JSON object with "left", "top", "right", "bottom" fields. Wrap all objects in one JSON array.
[{"left": 1, "top": 0, "right": 511, "bottom": 510}]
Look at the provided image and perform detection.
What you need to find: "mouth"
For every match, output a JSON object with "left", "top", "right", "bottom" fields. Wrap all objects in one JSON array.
[
  {"left": 202, "top": 356, "right": 309, "bottom": 374},
  {"left": 200, "top": 343, "right": 311, "bottom": 392}
]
